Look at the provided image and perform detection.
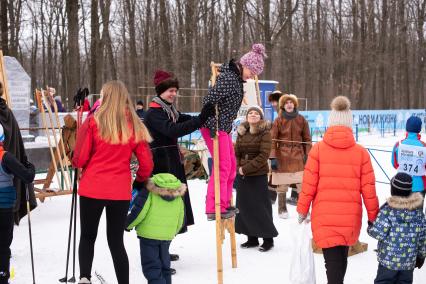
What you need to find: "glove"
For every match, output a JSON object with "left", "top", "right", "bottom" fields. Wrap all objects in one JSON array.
[
  {"left": 198, "top": 102, "right": 215, "bottom": 124},
  {"left": 298, "top": 214, "right": 307, "bottom": 224},
  {"left": 416, "top": 256, "right": 425, "bottom": 269},
  {"left": 270, "top": 158, "right": 278, "bottom": 171}
]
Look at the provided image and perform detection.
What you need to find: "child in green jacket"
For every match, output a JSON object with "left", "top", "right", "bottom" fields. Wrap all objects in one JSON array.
[{"left": 126, "top": 173, "right": 186, "bottom": 284}]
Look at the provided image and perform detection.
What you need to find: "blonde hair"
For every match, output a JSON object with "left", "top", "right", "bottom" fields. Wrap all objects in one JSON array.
[{"left": 95, "top": 80, "right": 152, "bottom": 144}]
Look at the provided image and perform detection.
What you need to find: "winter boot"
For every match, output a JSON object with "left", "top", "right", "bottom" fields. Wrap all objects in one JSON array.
[
  {"left": 268, "top": 190, "right": 277, "bottom": 204},
  {"left": 207, "top": 210, "right": 235, "bottom": 221},
  {"left": 259, "top": 238, "right": 274, "bottom": 252},
  {"left": 287, "top": 188, "right": 299, "bottom": 206},
  {"left": 170, "top": 254, "right": 179, "bottom": 261},
  {"left": 240, "top": 236, "right": 259, "bottom": 248},
  {"left": 278, "top": 193, "right": 289, "bottom": 219},
  {"left": 78, "top": 277, "right": 91, "bottom": 284}
]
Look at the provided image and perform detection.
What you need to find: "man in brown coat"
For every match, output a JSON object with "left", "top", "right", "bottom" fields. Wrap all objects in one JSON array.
[{"left": 270, "top": 94, "right": 311, "bottom": 218}]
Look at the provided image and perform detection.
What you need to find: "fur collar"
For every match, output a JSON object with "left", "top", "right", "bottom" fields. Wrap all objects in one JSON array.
[
  {"left": 387, "top": 193, "right": 424, "bottom": 210},
  {"left": 146, "top": 180, "right": 187, "bottom": 198},
  {"left": 237, "top": 120, "right": 272, "bottom": 136}
]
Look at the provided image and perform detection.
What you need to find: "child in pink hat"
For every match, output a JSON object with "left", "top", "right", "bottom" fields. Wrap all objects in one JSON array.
[{"left": 200, "top": 43, "right": 267, "bottom": 220}]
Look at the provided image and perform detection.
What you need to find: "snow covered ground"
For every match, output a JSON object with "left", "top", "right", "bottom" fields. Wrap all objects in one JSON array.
[{"left": 10, "top": 131, "right": 426, "bottom": 283}]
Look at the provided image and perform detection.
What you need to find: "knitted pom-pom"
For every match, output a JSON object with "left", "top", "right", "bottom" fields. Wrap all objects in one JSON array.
[
  {"left": 330, "top": 96, "right": 351, "bottom": 111},
  {"left": 252, "top": 43, "right": 267, "bottom": 57}
]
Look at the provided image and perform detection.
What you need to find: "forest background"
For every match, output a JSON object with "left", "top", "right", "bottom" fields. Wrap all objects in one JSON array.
[{"left": 1, "top": 0, "right": 425, "bottom": 111}]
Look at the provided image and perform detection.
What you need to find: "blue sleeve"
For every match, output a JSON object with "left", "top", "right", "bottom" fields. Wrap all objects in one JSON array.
[
  {"left": 391, "top": 143, "right": 399, "bottom": 169},
  {"left": 367, "top": 205, "right": 391, "bottom": 241},
  {"left": 126, "top": 187, "right": 150, "bottom": 229},
  {"left": 418, "top": 215, "right": 426, "bottom": 258}
]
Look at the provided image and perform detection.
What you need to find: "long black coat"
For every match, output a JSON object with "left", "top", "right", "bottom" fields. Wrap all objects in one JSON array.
[
  {"left": 144, "top": 101, "right": 201, "bottom": 229},
  {"left": 0, "top": 98, "right": 37, "bottom": 224}
]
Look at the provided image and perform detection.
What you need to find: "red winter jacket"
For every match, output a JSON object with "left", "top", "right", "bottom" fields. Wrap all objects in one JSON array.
[
  {"left": 72, "top": 117, "right": 153, "bottom": 200},
  {"left": 297, "top": 126, "right": 379, "bottom": 248}
]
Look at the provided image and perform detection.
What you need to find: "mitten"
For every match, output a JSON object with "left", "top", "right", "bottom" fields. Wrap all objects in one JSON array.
[
  {"left": 270, "top": 158, "right": 278, "bottom": 171},
  {"left": 415, "top": 256, "right": 425, "bottom": 269}
]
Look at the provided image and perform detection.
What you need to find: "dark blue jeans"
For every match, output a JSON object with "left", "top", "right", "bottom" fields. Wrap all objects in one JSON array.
[
  {"left": 374, "top": 265, "right": 413, "bottom": 284},
  {"left": 140, "top": 237, "right": 171, "bottom": 284}
]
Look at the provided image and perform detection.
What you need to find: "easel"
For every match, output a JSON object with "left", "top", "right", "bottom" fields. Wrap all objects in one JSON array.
[
  {"left": 0, "top": 50, "right": 11, "bottom": 105},
  {"left": 34, "top": 88, "right": 74, "bottom": 201}
]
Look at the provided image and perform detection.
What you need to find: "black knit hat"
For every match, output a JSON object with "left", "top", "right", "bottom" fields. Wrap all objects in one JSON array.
[{"left": 390, "top": 173, "right": 413, "bottom": 197}]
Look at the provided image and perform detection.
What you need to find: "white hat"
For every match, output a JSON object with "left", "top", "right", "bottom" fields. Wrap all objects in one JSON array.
[{"left": 328, "top": 96, "right": 353, "bottom": 129}]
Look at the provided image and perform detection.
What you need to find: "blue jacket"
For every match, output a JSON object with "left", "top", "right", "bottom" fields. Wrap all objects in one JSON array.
[
  {"left": 0, "top": 149, "right": 35, "bottom": 208},
  {"left": 367, "top": 193, "right": 426, "bottom": 271},
  {"left": 392, "top": 132, "right": 426, "bottom": 192}
]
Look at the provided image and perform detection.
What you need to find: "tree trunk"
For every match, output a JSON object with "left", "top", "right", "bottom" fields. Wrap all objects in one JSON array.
[
  {"left": 0, "top": 0, "right": 8, "bottom": 54},
  {"left": 66, "top": 0, "right": 80, "bottom": 102}
]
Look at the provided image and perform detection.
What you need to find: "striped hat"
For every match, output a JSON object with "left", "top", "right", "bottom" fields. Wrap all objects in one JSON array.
[{"left": 391, "top": 173, "right": 412, "bottom": 197}]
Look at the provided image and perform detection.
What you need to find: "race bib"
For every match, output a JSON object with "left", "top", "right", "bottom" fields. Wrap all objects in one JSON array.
[{"left": 398, "top": 143, "right": 426, "bottom": 176}]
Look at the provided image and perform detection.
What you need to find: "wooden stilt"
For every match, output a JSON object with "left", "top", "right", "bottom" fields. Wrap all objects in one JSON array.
[
  {"left": 41, "top": 89, "right": 71, "bottom": 192},
  {"left": 46, "top": 86, "right": 72, "bottom": 188},
  {"left": 210, "top": 62, "right": 240, "bottom": 284},
  {"left": 36, "top": 90, "right": 62, "bottom": 192}
]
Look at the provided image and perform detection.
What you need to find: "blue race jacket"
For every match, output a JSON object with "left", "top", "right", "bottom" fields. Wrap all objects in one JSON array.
[{"left": 392, "top": 132, "right": 426, "bottom": 192}]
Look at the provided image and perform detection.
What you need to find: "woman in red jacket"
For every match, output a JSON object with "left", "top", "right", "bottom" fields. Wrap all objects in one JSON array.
[
  {"left": 297, "top": 96, "right": 379, "bottom": 284},
  {"left": 72, "top": 80, "right": 153, "bottom": 284}
]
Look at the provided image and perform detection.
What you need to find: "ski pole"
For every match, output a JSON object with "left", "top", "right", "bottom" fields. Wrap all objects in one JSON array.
[
  {"left": 26, "top": 185, "right": 36, "bottom": 284},
  {"left": 69, "top": 168, "right": 78, "bottom": 283},
  {"left": 59, "top": 179, "right": 75, "bottom": 283}
]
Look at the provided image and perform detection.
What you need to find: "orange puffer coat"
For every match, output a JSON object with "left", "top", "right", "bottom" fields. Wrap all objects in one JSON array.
[{"left": 297, "top": 126, "right": 379, "bottom": 248}]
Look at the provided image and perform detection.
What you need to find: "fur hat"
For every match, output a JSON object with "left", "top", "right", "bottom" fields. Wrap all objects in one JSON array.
[
  {"left": 246, "top": 105, "right": 264, "bottom": 120},
  {"left": 279, "top": 94, "right": 299, "bottom": 110},
  {"left": 268, "top": 90, "right": 283, "bottom": 103},
  {"left": 328, "top": 96, "right": 353, "bottom": 128},
  {"left": 153, "top": 70, "right": 179, "bottom": 96},
  {"left": 406, "top": 116, "right": 422, "bottom": 134},
  {"left": 390, "top": 173, "right": 412, "bottom": 197},
  {"left": 239, "top": 43, "right": 267, "bottom": 76}
]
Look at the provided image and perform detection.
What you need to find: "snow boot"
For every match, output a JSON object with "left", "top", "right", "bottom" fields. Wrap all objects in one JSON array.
[
  {"left": 78, "top": 277, "right": 91, "bottom": 284},
  {"left": 170, "top": 268, "right": 176, "bottom": 275},
  {"left": 287, "top": 188, "right": 299, "bottom": 206},
  {"left": 278, "top": 193, "right": 288, "bottom": 219},
  {"left": 240, "top": 236, "right": 259, "bottom": 248},
  {"left": 207, "top": 210, "right": 235, "bottom": 221},
  {"left": 170, "top": 254, "right": 179, "bottom": 261},
  {"left": 259, "top": 238, "right": 274, "bottom": 252}
]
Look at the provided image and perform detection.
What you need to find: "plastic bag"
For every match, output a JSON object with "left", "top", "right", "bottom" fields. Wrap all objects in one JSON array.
[{"left": 289, "top": 222, "right": 316, "bottom": 284}]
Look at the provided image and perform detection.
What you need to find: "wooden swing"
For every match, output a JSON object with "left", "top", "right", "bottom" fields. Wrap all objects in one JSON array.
[{"left": 210, "top": 62, "right": 262, "bottom": 284}]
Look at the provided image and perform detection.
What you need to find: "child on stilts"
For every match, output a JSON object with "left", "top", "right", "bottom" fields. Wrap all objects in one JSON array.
[{"left": 201, "top": 44, "right": 266, "bottom": 220}]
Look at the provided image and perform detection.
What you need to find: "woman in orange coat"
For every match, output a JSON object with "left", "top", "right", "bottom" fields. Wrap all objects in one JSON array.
[{"left": 297, "top": 96, "right": 379, "bottom": 284}]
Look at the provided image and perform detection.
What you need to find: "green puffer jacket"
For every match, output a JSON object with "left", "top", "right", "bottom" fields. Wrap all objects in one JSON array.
[{"left": 126, "top": 179, "right": 186, "bottom": 241}]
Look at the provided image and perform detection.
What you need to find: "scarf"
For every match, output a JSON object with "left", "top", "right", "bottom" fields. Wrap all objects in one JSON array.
[
  {"left": 282, "top": 109, "right": 299, "bottom": 120},
  {"left": 152, "top": 96, "right": 180, "bottom": 122}
]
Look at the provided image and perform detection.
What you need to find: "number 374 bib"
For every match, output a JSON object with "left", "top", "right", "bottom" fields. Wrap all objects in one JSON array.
[{"left": 398, "top": 143, "right": 426, "bottom": 176}]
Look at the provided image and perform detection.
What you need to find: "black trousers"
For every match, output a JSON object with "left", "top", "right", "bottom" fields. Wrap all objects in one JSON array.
[
  {"left": 323, "top": 246, "right": 349, "bottom": 284},
  {"left": 374, "top": 265, "right": 413, "bottom": 284},
  {"left": 79, "top": 196, "right": 130, "bottom": 284},
  {"left": 140, "top": 238, "right": 171, "bottom": 284},
  {"left": 0, "top": 208, "right": 14, "bottom": 284}
]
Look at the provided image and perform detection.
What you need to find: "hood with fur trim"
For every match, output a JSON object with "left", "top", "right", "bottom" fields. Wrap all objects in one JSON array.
[
  {"left": 237, "top": 120, "right": 272, "bottom": 136},
  {"left": 146, "top": 179, "right": 187, "bottom": 201},
  {"left": 387, "top": 192, "right": 424, "bottom": 210}
]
